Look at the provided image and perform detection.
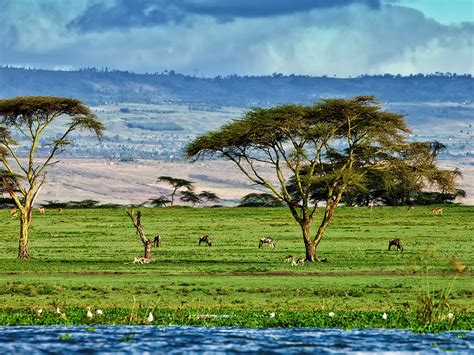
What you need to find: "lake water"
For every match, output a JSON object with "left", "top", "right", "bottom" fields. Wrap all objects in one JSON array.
[{"left": 0, "top": 326, "right": 472, "bottom": 353}]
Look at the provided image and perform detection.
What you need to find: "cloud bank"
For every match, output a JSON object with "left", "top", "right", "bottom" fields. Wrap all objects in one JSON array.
[{"left": 0, "top": 0, "right": 472, "bottom": 76}]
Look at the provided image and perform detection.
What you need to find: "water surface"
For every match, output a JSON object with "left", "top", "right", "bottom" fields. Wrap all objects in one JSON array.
[{"left": 0, "top": 326, "right": 472, "bottom": 353}]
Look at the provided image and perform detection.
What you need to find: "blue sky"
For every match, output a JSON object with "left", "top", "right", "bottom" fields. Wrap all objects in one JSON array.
[{"left": 0, "top": 0, "right": 472, "bottom": 76}]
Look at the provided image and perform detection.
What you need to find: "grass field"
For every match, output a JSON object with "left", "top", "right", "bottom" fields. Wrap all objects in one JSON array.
[{"left": 0, "top": 205, "right": 472, "bottom": 329}]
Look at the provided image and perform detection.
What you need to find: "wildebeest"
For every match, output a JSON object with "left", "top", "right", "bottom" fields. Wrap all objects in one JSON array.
[
  {"left": 153, "top": 235, "right": 161, "bottom": 248},
  {"left": 388, "top": 238, "right": 404, "bottom": 252},
  {"left": 198, "top": 235, "right": 212, "bottom": 247},
  {"left": 258, "top": 237, "right": 275, "bottom": 249},
  {"left": 430, "top": 207, "right": 443, "bottom": 215}
]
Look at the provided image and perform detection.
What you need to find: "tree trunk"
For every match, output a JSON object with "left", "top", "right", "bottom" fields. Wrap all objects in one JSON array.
[
  {"left": 18, "top": 209, "right": 32, "bottom": 259},
  {"left": 300, "top": 220, "right": 317, "bottom": 262},
  {"left": 310, "top": 200, "right": 338, "bottom": 262},
  {"left": 144, "top": 240, "right": 153, "bottom": 259},
  {"left": 304, "top": 238, "right": 316, "bottom": 262}
]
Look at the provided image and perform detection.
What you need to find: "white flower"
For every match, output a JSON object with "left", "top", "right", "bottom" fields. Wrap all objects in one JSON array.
[
  {"left": 37, "top": 309, "right": 43, "bottom": 315},
  {"left": 96, "top": 309, "right": 103, "bottom": 316},
  {"left": 146, "top": 312, "right": 154, "bottom": 323},
  {"left": 269, "top": 312, "right": 276, "bottom": 318},
  {"left": 328, "top": 312, "right": 335, "bottom": 317},
  {"left": 447, "top": 313, "right": 454, "bottom": 319},
  {"left": 382, "top": 313, "right": 388, "bottom": 320}
]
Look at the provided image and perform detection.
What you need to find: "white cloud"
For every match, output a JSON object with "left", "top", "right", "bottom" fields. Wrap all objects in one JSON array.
[{"left": 0, "top": 1, "right": 472, "bottom": 76}]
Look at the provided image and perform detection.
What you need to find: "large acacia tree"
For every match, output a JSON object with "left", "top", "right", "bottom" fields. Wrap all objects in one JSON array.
[
  {"left": 0, "top": 96, "right": 104, "bottom": 259},
  {"left": 186, "top": 96, "right": 457, "bottom": 262}
]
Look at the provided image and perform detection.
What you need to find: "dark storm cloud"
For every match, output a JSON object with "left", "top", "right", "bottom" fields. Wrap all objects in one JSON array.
[
  {"left": 67, "top": 1, "right": 186, "bottom": 32},
  {"left": 68, "top": 0, "right": 381, "bottom": 32}
]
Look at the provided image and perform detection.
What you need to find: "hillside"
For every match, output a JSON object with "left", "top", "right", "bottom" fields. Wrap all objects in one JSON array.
[{"left": 1, "top": 67, "right": 472, "bottom": 107}]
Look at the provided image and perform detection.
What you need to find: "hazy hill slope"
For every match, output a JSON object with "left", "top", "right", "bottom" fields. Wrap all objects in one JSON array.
[{"left": 0, "top": 67, "right": 472, "bottom": 106}]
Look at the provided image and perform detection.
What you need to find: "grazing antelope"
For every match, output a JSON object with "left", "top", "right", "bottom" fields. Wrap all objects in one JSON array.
[
  {"left": 388, "top": 238, "right": 404, "bottom": 252},
  {"left": 368, "top": 203, "right": 374, "bottom": 210},
  {"left": 153, "top": 234, "right": 161, "bottom": 248},
  {"left": 258, "top": 237, "right": 275, "bottom": 249},
  {"left": 296, "top": 257, "right": 306, "bottom": 265},
  {"left": 133, "top": 257, "right": 154, "bottom": 264},
  {"left": 290, "top": 257, "right": 306, "bottom": 266},
  {"left": 430, "top": 207, "right": 443, "bottom": 215},
  {"left": 10, "top": 208, "right": 17, "bottom": 218},
  {"left": 38, "top": 208, "right": 45, "bottom": 214},
  {"left": 198, "top": 235, "right": 212, "bottom": 247}
]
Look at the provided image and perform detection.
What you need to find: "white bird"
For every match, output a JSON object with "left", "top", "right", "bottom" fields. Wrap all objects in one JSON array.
[
  {"left": 146, "top": 312, "right": 154, "bottom": 323},
  {"left": 328, "top": 312, "right": 335, "bottom": 317},
  {"left": 382, "top": 313, "right": 388, "bottom": 320},
  {"left": 447, "top": 313, "right": 454, "bottom": 319},
  {"left": 86, "top": 307, "right": 93, "bottom": 320},
  {"left": 56, "top": 307, "right": 61, "bottom": 314},
  {"left": 37, "top": 309, "right": 43, "bottom": 315},
  {"left": 269, "top": 312, "right": 276, "bottom": 318},
  {"left": 96, "top": 309, "right": 103, "bottom": 316}
]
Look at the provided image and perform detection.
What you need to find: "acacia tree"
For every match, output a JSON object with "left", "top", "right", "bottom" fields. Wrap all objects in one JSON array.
[
  {"left": 239, "top": 192, "right": 284, "bottom": 207},
  {"left": 0, "top": 96, "right": 104, "bottom": 259},
  {"left": 157, "top": 176, "right": 193, "bottom": 205},
  {"left": 198, "top": 191, "right": 220, "bottom": 204},
  {"left": 149, "top": 195, "right": 171, "bottom": 207},
  {"left": 180, "top": 190, "right": 202, "bottom": 206},
  {"left": 186, "top": 96, "right": 458, "bottom": 262}
]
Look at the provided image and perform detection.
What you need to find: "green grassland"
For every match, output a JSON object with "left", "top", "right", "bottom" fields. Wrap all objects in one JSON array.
[{"left": 0, "top": 205, "right": 472, "bottom": 329}]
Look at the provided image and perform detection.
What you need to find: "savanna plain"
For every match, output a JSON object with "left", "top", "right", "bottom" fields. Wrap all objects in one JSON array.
[{"left": 0, "top": 205, "right": 472, "bottom": 330}]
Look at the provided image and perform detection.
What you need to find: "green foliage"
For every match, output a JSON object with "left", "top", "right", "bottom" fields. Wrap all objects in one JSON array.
[
  {"left": 0, "top": 307, "right": 471, "bottom": 330},
  {"left": 179, "top": 190, "right": 201, "bottom": 206},
  {"left": 149, "top": 196, "right": 171, "bottom": 207},
  {"left": 198, "top": 191, "right": 220, "bottom": 203},
  {"left": 239, "top": 193, "right": 284, "bottom": 207}
]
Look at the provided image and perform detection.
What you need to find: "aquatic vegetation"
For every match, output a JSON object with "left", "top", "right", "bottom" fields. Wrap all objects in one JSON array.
[{"left": 0, "top": 308, "right": 471, "bottom": 331}]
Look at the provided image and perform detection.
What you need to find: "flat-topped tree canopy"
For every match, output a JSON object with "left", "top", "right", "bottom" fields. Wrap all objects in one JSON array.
[{"left": 0, "top": 96, "right": 104, "bottom": 138}]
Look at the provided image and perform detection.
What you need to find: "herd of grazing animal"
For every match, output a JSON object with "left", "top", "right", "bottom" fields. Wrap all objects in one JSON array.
[{"left": 5, "top": 205, "right": 449, "bottom": 263}]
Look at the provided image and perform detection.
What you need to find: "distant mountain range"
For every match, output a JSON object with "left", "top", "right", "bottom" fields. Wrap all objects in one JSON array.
[{"left": 0, "top": 67, "right": 472, "bottom": 106}]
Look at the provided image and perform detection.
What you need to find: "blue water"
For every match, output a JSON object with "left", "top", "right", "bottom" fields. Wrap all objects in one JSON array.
[{"left": 0, "top": 326, "right": 472, "bottom": 354}]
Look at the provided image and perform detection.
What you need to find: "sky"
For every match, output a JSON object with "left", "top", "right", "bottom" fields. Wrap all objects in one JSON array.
[{"left": 0, "top": 0, "right": 472, "bottom": 77}]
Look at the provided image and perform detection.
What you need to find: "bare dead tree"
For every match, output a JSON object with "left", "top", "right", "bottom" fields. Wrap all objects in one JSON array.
[{"left": 126, "top": 209, "right": 154, "bottom": 262}]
